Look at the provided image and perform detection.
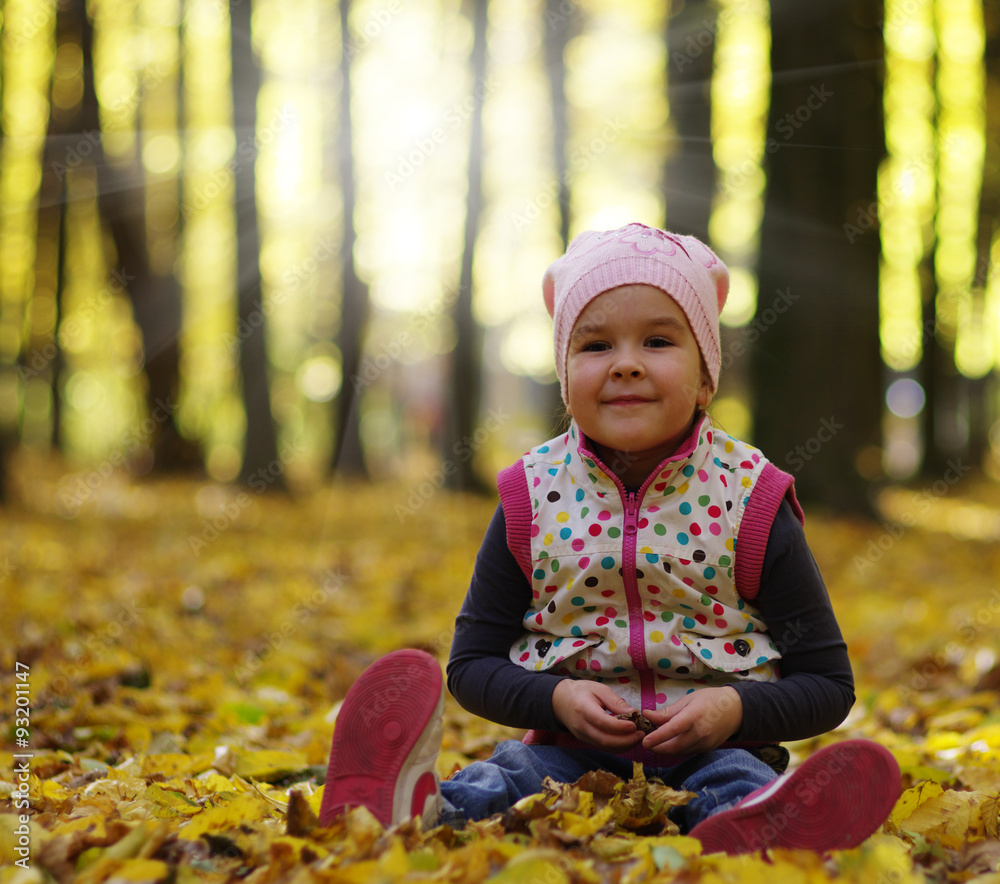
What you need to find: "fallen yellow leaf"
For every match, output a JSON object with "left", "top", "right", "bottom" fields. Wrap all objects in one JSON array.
[
  {"left": 178, "top": 793, "right": 276, "bottom": 840},
  {"left": 103, "top": 858, "right": 170, "bottom": 883},
  {"left": 890, "top": 780, "right": 944, "bottom": 829},
  {"left": 900, "top": 789, "right": 988, "bottom": 849}
]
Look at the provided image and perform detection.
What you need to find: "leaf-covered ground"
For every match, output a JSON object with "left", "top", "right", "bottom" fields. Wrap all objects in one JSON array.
[{"left": 3, "top": 459, "right": 1000, "bottom": 883}]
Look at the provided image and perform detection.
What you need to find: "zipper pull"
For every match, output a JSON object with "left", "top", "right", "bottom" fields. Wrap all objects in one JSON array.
[{"left": 624, "top": 493, "right": 638, "bottom": 533}]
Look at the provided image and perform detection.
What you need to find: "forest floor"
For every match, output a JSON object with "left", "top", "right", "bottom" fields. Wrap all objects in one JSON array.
[{"left": 3, "top": 457, "right": 1000, "bottom": 883}]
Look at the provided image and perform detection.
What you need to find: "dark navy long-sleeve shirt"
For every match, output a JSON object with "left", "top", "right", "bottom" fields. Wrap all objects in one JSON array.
[{"left": 447, "top": 498, "right": 855, "bottom": 743}]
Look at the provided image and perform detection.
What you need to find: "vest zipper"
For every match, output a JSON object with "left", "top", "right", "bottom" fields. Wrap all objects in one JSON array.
[
  {"left": 620, "top": 490, "right": 656, "bottom": 710},
  {"left": 576, "top": 455, "right": 657, "bottom": 711},
  {"left": 584, "top": 428, "right": 705, "bottom": 712}
]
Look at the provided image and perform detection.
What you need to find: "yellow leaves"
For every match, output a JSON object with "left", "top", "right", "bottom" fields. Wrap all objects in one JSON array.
[
  {"left": 849, "top": 836, "right": 926, "bottom": 884},
  {"left": 74, "top": 821, "right": 172, "bottom": 884},
  {"left": 485, "top": 849, "right": 572, "bottom": 884},
  {"left": 178, "top": 793, "right": 278, "bottom": 840},
  {"left": 4, "top": 479, "right": 1000, "bottom": 882},
  {"left": 101, "top": 858, "right": 170, "bottom": 883},
  {"left": 143, "top": 784, "right": 202, "bottom": 819},
  {"left": 234, "top": 749, "right": 310, "bottom": 782},
  {"left": 503, "top": 763, "right": 693, "bottom": 848},
  {"left": 890, "top": 780, "right": 944, "bottom": 826},
  {"left": 695, "top": 849, "right": 831, "bottom": 884},
  {"left": 891, "top": 783, "right": 999, "bottom": 849}
]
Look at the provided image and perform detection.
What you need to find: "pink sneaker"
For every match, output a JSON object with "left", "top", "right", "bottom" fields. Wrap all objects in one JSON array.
[
  {"left": 319, "top": 649, "right": 444, "bottom": 828},
  {"left": 689, "top": 739, "right": 900, "bottom": 855}
]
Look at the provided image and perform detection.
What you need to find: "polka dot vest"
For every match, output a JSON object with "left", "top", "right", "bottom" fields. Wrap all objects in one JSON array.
[{"left": 500, "top": 414, "right": 790, "bottom": 712}]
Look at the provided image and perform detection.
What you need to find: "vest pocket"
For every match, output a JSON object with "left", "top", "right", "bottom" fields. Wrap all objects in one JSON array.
[
  {"left": 678, "top": 632, "right": 781, "bottom": 678},
  {"left": 510, "top": 631, "right": 605, "bottom": 673}
]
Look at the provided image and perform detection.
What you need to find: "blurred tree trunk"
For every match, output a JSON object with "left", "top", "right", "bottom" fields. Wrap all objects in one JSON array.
[
  {"left": 545, "top": 0, "right": 572, "bottom": 249},
  {"left": 960, "top": 19, "right": 1000, "bottom": 474},
  {"left": 38, "top": 151, "right": 68, "bottom": 451},
  {"left": 77, "top": 0, "right": 198, "bottom": 472},
  {"left": 662, "top": 0, "right": 715, "bottom": 242},
  {"left": 752, "top": 0, "right": 884, "bottom": 512},
  {"left": 541, "top": 0, "right": 573, "bottom": 434},
  {"left": 36, "top": 13, "right": 73, "bottom": 451},
  {"left": 230, "top": 0, "right": 283, "bottom": 488},
  {"left": 444, "top": 0, "right": 489, "bottom": 492},
  {"left": 330, "top": 0, "right": 370, "bottom": 478}
]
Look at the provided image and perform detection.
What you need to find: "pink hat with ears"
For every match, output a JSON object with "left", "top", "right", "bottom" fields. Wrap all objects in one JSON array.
[{"left": 542, "top": 223, "right": 729, "bottom": 403}]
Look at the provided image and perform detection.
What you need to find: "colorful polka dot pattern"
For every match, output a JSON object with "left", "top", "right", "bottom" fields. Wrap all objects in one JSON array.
[{"left": 510, "top": 417, "right": 781, "bottom": 710}]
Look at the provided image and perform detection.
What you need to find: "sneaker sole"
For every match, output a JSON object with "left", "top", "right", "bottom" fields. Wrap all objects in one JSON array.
[
  {"left": 319, "top": 649, "right": 443, "bottom": 828},
  {"left": 690, "top": 739, "right": 900, "bottom": 855}
]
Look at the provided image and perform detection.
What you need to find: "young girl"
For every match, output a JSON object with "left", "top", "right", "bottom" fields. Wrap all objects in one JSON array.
[{"left": 320, "top": 223, "right": 900, "bottom": 855}]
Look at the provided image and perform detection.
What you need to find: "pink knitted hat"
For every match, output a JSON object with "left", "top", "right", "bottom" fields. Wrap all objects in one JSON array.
[{"left": 543, "top": 223, "right": 729, "bottom": 402}]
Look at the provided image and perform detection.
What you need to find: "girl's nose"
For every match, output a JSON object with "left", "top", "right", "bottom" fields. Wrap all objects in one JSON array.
[{"left": 611, "top": 352, "right": 644, "bottom": 378}]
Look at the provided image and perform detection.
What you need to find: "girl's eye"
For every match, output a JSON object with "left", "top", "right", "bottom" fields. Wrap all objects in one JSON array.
[
  {"left": 647, "top": 337, "right": 672, "bottom": 348},
  {"left": 583, "top": 341, "right": 610, "bottom": 352}
]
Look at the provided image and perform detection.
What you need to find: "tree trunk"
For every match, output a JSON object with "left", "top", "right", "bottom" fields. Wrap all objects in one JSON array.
[
  {"left": 541, "top": 0, "right": 574, "bottom": 433},
  {"left": 35, "top": 13, "right": 71, "bottom": 452},
  {"left": 662, "top": 0, "right": 716, "bottom": 242},
  {"left": 77, "top": 0, "right": 197, "bottom": 472},
  {"left": 230, "top": 0, "right": 283, "bottom": 488},
  {"left": 752, "top": 0, "right": 884, "bottom": 512},
  {"left": 330, "top": 0, "right": 370, "bottom": 478},
  {"left": 444, "top": 0, "right": 489, "bottom": 492},
  {"left": 544, "top": 0, "right": 572, "bottom": 249},
  {"left": 964, "top": 18, "right": 999, "bottom": 474}
]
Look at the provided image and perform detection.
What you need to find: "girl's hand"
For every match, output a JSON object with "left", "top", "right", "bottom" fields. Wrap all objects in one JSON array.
[
  {"left": 641, "top": 686, "right": 743, "bottom": 755},
  {"left": 552, "top": 679, "right": 645, "bottom": 750}
]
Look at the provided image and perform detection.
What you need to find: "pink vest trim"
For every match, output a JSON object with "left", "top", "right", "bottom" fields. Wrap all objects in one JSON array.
[
  {"left": 497, "top": 460, "right": 533, "bottom": 585},
  {"left": 734, "top": 462, "right": 804, "bottom": 601}
]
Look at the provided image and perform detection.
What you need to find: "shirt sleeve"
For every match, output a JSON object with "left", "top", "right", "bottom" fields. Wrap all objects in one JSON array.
[
  {"left": 446, "top": 504, "right": 567, "bottom": 731},
  {"left": 730, "top": 498, "right": 856, "bottom": 742}
]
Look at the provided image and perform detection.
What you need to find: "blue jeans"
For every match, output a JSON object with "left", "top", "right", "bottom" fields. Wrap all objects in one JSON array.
[{"left": 438, "top": 740, "right": 776, "bottom": 832}]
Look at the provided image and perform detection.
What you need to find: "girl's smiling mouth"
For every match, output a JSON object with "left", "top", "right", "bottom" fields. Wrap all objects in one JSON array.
[{"left": 606, "top": 395, "right": 652, "bottom": 405}]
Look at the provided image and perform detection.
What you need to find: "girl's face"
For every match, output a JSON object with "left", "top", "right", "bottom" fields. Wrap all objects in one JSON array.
[{"left": 566, "top": 285, "right": 711, "bottom": 485}]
